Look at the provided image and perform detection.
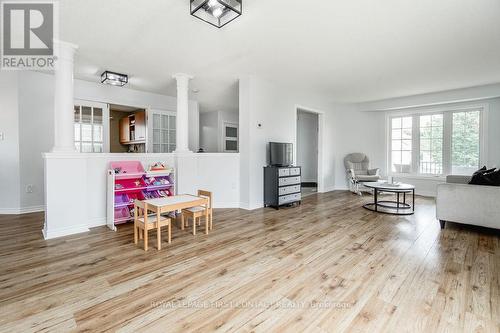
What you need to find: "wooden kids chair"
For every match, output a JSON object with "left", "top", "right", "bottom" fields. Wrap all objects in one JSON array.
[
  {"left": 134, "top": 200, "right": 171, "bottom": 251},
  {"left": 181, "top": 190, "right": 213, "bottom": 235}
]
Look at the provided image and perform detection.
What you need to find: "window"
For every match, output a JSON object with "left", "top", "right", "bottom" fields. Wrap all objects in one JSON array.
[
  {"left": 74, "top": 101, "right": 108, "bottom": 153},
  {"left": 391, "top": 117, "right": 412, "bottom": 173},
  {"left": 148, "top": 110, "right": 176, "bottom": 153},
  {"left": 389, "top": 107, "right": 485, "bottom": 176},
  {"left": 452, "top": 110, "right": 480, "bottom": 175},
  {"left": 223, "top": 123, "right": 238, "bottom": 152},
  {"left": 419, "top": 114, "right": 443, "bottom": 174}
]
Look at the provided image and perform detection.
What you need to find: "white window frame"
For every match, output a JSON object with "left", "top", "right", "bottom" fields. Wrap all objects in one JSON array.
[
  {"left": 386, "top": 103, "right": 489, "bottom": 178},
  {"left": 222, "top": 122, "right": 238, "bottom": 152},
  {"left": 74, "top": 100, "right": 110, "bottom": 153}
]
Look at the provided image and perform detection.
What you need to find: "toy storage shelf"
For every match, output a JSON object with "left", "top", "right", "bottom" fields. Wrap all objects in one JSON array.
[{"left": 106, "top": 161, "right": 175, "bottom": 231}]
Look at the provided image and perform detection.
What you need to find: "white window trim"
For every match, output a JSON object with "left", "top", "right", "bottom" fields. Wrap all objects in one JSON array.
[
  {"left": 386, "top": 102, "right": 489, "bottom": 178},
  {"left": 74, "top": 99, "right": 110, "bottom": 153}
]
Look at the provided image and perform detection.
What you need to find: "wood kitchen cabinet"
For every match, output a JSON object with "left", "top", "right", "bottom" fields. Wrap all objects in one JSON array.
[
  {"left": 119, "top": 117, "right": 130, "bottom": 143},
  {"left": 119, "top": 111, "right": 146, "bottom": 144},
  {"left": 134, "top": 111, "right": 146, "bottom": 142}
]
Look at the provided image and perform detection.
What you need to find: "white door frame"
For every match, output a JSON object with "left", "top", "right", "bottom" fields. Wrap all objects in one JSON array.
[{"left": 295, "top": 105, "right": 325, "bottom": 193}]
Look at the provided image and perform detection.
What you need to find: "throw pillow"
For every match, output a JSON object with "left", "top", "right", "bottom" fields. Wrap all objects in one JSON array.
[
  {"left": 469, "top": 167, "right": 499, "bottom": 186},
  {"left": 485, "top": 169, "right": 500, "bottom": 186},
  {"left": 469, "top": 167, "right": 493, "bottom": 185}
]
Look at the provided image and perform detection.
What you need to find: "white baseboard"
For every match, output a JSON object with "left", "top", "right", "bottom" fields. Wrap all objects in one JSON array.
[
  {"left": 213, "top": 202, "right": 241, "bottom": 209},
  {"left": 87, "top": 217, "right": 107, "bottom": 228},
  {"left": 0, "top": 205, "right": 45, "bottom": 215},
  {"left": 239, "top": 202, "right": 263, "bottom": 211},
  {"left": 43, "top": 224, "right": 90, "bottom": 240},
  {"left": 319, "top": 186, "right": 336, "bottom": 193}
]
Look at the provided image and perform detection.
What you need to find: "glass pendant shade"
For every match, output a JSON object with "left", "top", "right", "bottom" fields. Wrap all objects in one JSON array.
[{"left": 190, "top": 0, "right": 242, "bottom": 28}]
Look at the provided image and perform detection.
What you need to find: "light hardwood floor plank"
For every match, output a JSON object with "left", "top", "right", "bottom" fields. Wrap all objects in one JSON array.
[{"left": 0, "top": 191, "right": 498, "bottom": 333}]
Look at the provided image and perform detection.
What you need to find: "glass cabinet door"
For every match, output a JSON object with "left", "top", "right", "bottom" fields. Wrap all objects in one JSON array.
[
  {"left": 148, "top": 110, "right": 176, "bottom": 153},
  {"left": 74, "top": 102, "right": 108, "bottom": 153}
]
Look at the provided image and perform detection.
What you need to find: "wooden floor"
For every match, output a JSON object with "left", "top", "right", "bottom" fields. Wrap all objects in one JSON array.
[{"left": 0, "top": 191, "right": 499, "bottom": 333}]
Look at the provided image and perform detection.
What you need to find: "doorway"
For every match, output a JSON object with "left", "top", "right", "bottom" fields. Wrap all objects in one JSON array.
[
  {"left": 109, "top": 104, "right": 147, "bottom": 153},
  {"left": 296, "top": 109, "right": 319, "bottom": 197}
]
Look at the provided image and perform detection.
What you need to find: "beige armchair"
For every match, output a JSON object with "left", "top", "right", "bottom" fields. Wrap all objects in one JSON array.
[{"left": 344, "top": 153, "right": 381, "bottom": 195}]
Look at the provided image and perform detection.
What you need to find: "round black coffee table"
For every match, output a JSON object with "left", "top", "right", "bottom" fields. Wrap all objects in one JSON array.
[{"left": 362, "top": 182, "right": 415, "bottom": 215}]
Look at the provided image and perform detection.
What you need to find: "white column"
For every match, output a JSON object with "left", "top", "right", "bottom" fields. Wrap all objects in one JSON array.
[
  {"left": 51, "top": 41, "right": 79, "bottom": 153},
  {"left": 173, "top": 73, "right": 193, "bottom": 153}
]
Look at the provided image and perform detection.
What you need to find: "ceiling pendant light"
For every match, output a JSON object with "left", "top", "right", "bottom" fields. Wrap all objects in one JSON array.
[
  {"left": 190, "top": 0, "right": 242, "bottom": 28},
  {"left": 101, "top": 71, "right": 128, "bottom": 87}
]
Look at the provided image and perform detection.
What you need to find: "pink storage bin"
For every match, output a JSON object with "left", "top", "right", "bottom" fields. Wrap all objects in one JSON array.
[
  {"left": 114, "top": 207, "right": 130, "bottom": 219},
  {"left": 110, "top": 161, "right": 145, "bottom": 180},
  {"left": 115, "top": 194, "right": 129, "bottom": 205},
  {"left": 115, "top": 178, "right": 146, "bottom": 191},
  {"left": 128, "top": 192, "right": 145, "bottom": 203}
]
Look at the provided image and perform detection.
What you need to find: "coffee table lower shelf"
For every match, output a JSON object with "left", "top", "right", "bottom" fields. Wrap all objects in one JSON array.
[{"left": 362, "top": 183, "right": 415, "bottom": 216}]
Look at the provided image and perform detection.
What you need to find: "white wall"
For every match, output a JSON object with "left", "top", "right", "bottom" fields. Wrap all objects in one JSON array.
[
  {"left": 199, "top": 110, "right": 239, "bottom": 152},
  {"left": 331, "top": 107, "right": 386, "bottom": 190},
  {"left": 485, "top": 98, "right": 500, "bottom": 168},
  {"left": 199, "top": 111, "right": 219, "bottom": 152},
  {"left": 297, "top": 111, "right": 318, "bottom": 183},
  {"left": 6, "top": 71, "right": 200, "bottom": 213},
  {"left": 43, "top": 152, "right": 239, "bottom": 238},
  {"left": 238, "top": 76, "right": 382, "bottom": 209},
  {"left": 0, "top": 72, "right": 21, "bottom": 213},
  {"left": 18, "top": 71, "right": 54, "bottom": 212}
]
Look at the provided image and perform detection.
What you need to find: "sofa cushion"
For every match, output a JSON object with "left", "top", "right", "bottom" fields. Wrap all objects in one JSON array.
[{"left": 357, "top": 175, "right": 381, "bottom": 182}]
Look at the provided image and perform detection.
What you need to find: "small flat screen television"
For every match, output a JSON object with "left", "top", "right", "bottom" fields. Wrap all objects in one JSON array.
[{"left": 269, "top": 142, "right": 293, "bottom": 167}]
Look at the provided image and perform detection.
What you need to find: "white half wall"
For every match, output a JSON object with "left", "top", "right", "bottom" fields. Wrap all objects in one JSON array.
[{"left": 43, "top": 152, "right": 239, "bottom": 239}]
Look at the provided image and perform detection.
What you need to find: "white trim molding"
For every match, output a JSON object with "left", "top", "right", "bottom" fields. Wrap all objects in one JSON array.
[
  {"left": 43, "top": 224, "right": 90, "bottom": 240},
  {"left": 0, "top": 205, "right": 45, "bottom": 215}
]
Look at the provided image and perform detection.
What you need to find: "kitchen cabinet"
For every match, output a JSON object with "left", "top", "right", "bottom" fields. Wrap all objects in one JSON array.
[{"left": 119, "top": 111, "right": 146, "bottom": 144}]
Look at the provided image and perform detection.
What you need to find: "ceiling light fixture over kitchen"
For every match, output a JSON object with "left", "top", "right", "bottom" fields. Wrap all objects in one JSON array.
[
  {"left": 190, "top": 0, "right": 242, "bottom": 28},
  {"left": 101, "top": 71, "right": 128, "bottom": 87}
]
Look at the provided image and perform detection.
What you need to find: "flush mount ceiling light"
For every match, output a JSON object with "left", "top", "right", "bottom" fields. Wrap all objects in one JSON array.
[
  {"left": 190, "top": 0, "right": 242, "bottom": 28},
  {"left": 101, "top": 71, "right": 128, "bottom": 87}
]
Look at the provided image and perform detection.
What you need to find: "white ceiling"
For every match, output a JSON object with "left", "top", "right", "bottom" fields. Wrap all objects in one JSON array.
[{"left": 61, "top": 0, "right": 500, "bottom": 112}]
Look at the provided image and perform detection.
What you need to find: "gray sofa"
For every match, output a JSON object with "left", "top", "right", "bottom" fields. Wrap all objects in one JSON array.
[{"left": 436, "top": 175, "right": 500, "bottom": 230}]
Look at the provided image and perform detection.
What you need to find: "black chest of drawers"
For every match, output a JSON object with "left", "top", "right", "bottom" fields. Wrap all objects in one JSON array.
[{"left": 264, "top": 166, "right": 302, "bottom": 209}]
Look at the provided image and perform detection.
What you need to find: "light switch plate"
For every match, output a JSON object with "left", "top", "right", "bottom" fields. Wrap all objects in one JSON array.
[{"left": 0, "top": 132, "right": 4, "bottom": 141}]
